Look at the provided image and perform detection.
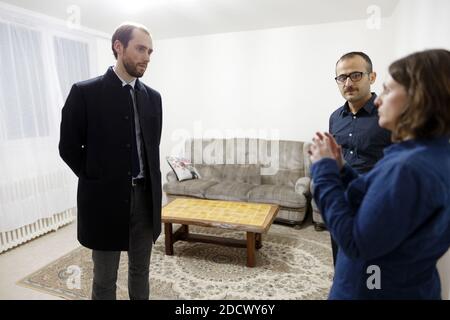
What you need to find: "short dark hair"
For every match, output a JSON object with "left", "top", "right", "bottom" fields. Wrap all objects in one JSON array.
[
  {"left": 336, "top": 51, "right": 373, "bottom": 73},
  {"left": 111, "top": 23, "right": 150, "bottom": 59},
  {"left": 388, "top": 49, "right": 450, "bottom": 141}
]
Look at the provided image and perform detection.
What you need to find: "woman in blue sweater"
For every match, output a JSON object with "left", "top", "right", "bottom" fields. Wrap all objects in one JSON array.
[{"left": 309, "top": 49, "right": 450, "bottom": 299}]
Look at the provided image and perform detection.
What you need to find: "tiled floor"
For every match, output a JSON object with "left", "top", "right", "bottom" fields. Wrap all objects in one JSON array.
[{"left": 0, "top": 221, "right": 79, "bottom": 300}]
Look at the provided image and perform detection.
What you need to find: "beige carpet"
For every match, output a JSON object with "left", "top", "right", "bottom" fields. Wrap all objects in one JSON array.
[{"left": 17, "top": 223, "right": 333, "bottom": 300}]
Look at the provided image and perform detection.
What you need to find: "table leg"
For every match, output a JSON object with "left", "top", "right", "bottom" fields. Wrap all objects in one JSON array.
[
  {"left": 247, "top": 232, "right": 256, "bottom": 267},
  {"left": 164, "top": 223, "right": 174, "bottom": 255},
  {"left": 256, "top": 233, "right": 262, "bottom": 249},
  {"left": 181, "top": 224, "right": 189, "bottom": 236}
]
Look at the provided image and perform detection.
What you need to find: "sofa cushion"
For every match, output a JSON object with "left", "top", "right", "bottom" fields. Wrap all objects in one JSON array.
[
  {"left": 221, "top": 164, "right": 261, "bottom": 185},
  {"left": 248, "top": 185, "right": 307, "bottom": 208},
  {"left": 163, "top": 180, "right": 219, "bottom": 198},
  {"left": 204, "top": 182, "right": 255, "bottom": 202},
  {"left": 193, "top": 164, "right": 261, "bottom": 185},
  {"left": 261, "top": 169, "right": 303, "bottom": 187},
  {"left": 194, "top": 164, "right": 223, "bottom": 182}
]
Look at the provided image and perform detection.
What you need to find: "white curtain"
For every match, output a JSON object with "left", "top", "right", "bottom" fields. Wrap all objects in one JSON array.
[{"left": 0, "top": 8, "right": 96, "bottom": 232}]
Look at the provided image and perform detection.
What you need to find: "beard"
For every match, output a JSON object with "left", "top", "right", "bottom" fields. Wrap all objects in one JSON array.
[{"left": 123, "top": 57, "right": 146, "bottom": 78}]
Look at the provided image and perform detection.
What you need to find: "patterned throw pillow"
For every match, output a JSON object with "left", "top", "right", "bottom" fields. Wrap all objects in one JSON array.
[{"left": 166, "top": 156, "right": 201, "bottom": 181}]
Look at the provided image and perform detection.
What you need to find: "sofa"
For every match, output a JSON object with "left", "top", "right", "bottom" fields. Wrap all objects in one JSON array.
[{"left": 163, "top": 138, "right": 312, "bottom": 226}]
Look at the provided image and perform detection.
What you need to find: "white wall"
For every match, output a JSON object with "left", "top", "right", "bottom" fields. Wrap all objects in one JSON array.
[
  {"left": 93, "top": 0, "right": 450, "bottom": 299},
  {"left": 76, "top": 17, "right": 397, "bottom": 181},
  {"left": 93, "top": 0, "right": 450, "bottom": 168},
  {"left": 142, "top": 17, "right": 394, "bottom": 176},
  {"left": 392, "top": 0, "right": 450, "bottom": 59},
  {"left": 95, "top": 37, "right": 115, "bottom": 74}
]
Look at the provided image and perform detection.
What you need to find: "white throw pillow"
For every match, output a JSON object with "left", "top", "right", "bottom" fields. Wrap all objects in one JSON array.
[{"left": 166, "top": 156, "right": 201, "bottom": 181}]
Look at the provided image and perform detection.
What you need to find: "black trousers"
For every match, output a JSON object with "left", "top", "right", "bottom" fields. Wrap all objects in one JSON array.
[{"left": 91, "top": 183, "right": 153, "bottom": 300}]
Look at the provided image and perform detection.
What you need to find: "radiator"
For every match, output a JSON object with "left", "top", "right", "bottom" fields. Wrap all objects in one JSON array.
[{"left": 0, "top": 208, "right": 76, "bottom": 253}]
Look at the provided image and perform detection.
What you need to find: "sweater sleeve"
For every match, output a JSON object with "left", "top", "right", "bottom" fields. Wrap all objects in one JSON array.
[
  {"left": 340, "top": 163, "right": 359, "bottom": 187},
  {"left": 311, "top": 158, "right": 431, "bottom": 260}
]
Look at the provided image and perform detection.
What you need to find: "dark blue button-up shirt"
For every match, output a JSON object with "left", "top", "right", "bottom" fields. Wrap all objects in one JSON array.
[{"left": 329, "top": 93, "right": 391, "bottom": 173}]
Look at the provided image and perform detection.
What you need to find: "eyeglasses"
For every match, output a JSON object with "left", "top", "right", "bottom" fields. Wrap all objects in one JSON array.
[{"left": 335, "top": 71, "right": 370, "bottom": 84}]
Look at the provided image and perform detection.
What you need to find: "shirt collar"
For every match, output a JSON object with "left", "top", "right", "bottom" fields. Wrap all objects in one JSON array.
[
  {"left": 113, "top": 66, "right": 137, "bottom": 89},
  {"left": 342, "top": 93, "right": 377, "bottom": 116}
]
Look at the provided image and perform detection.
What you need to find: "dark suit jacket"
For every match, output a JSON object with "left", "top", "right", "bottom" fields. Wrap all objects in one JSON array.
[{"left": 59, "top": 67, "right": 162, "bottom": 251}]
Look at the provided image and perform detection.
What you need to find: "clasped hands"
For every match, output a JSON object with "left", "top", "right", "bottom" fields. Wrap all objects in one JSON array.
[{"left": 308, "top": 132, "right": 346, "bottom": 170}]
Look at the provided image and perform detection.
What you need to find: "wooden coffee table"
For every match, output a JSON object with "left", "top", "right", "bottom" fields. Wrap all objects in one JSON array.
[{"left": 162, "top": 198, "right": 279, "bottom": 267}]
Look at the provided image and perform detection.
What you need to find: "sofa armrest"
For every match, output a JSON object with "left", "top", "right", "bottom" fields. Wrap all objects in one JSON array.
[
  {"left": 166, "top": 171, "right": 178, "bottom": 183},
  {"left": 295, "top": 176, "right": 311, "bottom": 197}
]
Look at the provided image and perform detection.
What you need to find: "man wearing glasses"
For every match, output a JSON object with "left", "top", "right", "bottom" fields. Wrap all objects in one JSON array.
[
  {"left": 314, "top": 52, "right": 391, "bottom": 266},
  {"left": 331, "top": 52, "right": 390, "bottom": 174}
]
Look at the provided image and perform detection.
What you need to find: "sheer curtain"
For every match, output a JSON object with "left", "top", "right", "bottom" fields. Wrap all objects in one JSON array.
[{"left": 0, "top": 8, "right": 96, "bottom": 232}]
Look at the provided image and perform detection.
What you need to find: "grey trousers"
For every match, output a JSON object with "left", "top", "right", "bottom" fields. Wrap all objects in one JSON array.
[{"left": 91, "top": 183, "right": 153, "bottom": 300}]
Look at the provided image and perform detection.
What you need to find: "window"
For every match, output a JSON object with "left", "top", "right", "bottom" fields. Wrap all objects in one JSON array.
[
  {"left": 0, "top": 22, "right": 49, "bottom": 139},
  {"left": 0, "top": 23, "right": 91, "bottom": 140},
  {"left": 53, "top": 36, "right": 90, "bottom": 99}
]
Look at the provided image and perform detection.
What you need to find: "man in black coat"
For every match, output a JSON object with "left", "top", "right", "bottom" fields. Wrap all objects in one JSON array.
[{"left": 59, "top": 22, "right": 162, "bottom": 300}]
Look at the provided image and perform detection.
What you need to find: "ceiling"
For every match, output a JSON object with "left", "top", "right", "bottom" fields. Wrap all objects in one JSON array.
[{"left": 2, "top": 0, "right": 400, "bottom": 39}]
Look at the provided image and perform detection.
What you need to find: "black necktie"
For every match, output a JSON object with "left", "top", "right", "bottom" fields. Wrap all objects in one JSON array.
[{"left": 124, "top": 84, "right": 140, "bottom": 177}]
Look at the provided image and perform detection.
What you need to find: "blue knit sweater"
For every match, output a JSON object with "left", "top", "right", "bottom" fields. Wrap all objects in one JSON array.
[{"left": 311, "top": 137, "right": 450, "bottom": 299}]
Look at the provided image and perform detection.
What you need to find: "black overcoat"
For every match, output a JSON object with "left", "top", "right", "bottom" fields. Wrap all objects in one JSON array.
[{"left": 59, "top": 67, "right": 162, "bottom": 250}]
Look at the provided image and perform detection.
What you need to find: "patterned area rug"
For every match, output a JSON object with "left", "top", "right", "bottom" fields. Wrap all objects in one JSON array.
[{"left": 17, "top": 223, "right": 333, "bottom": 300}]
